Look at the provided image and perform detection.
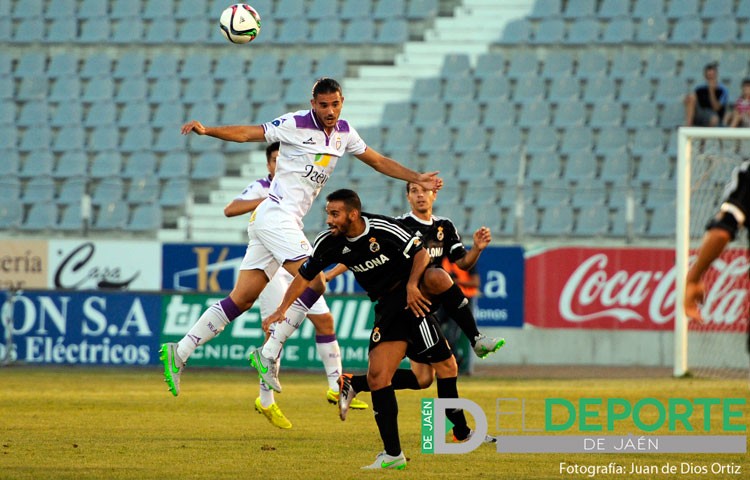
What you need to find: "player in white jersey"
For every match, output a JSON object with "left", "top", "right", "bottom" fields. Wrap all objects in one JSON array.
[
  {"left": 160, "top": 78, "right": 442, "bottom": 399},
  {"left": 224, "top": 142, "right": 367, "bottom": 428}
]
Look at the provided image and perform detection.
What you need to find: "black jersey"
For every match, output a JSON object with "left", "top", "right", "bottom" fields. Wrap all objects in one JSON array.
[
  {"left": 299, "top": 212, "right": 423, "bottom": 300},
  {"left": 397, "top": 212, "right": 467, "bottom": 268},
  {"left": 707, "top": 160, "right": 750, "bottom": 240}
]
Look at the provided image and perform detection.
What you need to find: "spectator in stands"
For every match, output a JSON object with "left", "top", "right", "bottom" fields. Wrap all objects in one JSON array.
[
  {"left": 684, "top": 62, "right": 728, "bottom": 127},
  {"left": 725, "top": 78, "right": 750, "bottom": 128}
]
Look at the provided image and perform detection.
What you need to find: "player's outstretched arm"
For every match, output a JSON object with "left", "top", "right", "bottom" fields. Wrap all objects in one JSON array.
[
  {"left": 355, "top": 148, "right": 443, "bottom": 192},
  {"left": 684, "top": 228, "right": 731, "bottom": 322},
  {"left": 223, "top": 198, "right": 265, "bottom": 217},
  {"left": 180, "top": 121, "right": 266, "bottom": 143}
]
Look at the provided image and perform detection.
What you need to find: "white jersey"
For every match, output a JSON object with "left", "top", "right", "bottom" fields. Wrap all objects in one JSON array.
[
  {"left": 236, "top": 175, "right": 272, "bottom": 202},
  {"left": 262, "top": 109, "right": 367, "bottom": 224}
]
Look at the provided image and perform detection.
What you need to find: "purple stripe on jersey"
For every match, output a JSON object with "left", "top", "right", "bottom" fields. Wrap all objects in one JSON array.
[
  {"left": 259, "top": 176, "right": 271, "bottom": 188},
  {"left": 294, "top": 111, "right": 319, "bottom": 130},
  {"left": 298, "top": 287, "right": 322, "bottom": 309},
  {"left": 219, "top": 296, "right": 242, "bottom": 321},
  {"left": 336, "top": 119, "right": 351, "bottom": 133},
  {"left": 268, "top": 193, "right": 280, "bottom": 203},
  {"left": 315, "top": 334, "right": 337, "bottom": 343}
]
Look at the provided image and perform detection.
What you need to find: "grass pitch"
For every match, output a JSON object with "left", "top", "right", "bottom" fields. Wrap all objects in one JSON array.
[{"left": 0, "top": 366, "right": 747, "bottom": 480}]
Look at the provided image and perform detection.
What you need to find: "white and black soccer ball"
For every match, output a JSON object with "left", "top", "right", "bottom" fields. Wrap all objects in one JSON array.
[{"left": 219, "top": 4, "right": 261, "bottom": 44}]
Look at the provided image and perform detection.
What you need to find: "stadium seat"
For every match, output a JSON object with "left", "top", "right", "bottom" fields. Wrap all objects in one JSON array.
[
  {"left": 492, "top": 154, "right": 523, "bottom": 184},
  {"left": 158, "top": 152, "right": 190, "bottom": 179},
  {"left": 113, "top": 52, "right": 146, "bottom": 80},
  {"left": 537, "top": 204, "right": 574, "bottom": 236},
  {"left": 554, "top": 101, "right": 585, "bottom": 128},
  {"left": 559, "top": 126, "right": 594, "bottom": 154},
  {"left": 45, "top": 0, "right": 75, "bottom": 19},
  {"left": 47, "top": 53, "right": 78, "bottom": 78},
  {"left": 573, "top": 204, "right": 609, "bottom": 236},
  {"left": 21, "top": 176, "right": 55, "bottom": 204},
  {"left": 637, "top": 157, "right": 671, "bottom": 183},
  {"left": 474, "top": 53, "right": 505, "bottom": 79},
  {"left": 192, "top": 152, "right": 225, "bottom": 180},
  {"left": 373, "top": 0, "right": 404, "bottom": 20},
  {"left": 482, "top": 101, "right": 516, "bottom": 128},
  {"left": 342, "top": 18, "right": 376, "bottom": 44},
  {"left": 77, "top": 0, "right": 107, "bottom": 18},
  {"left": 82, "top": 76, "right": 115, "bottom": 103},
  {"left": 44, "top": 17, "right": 78, "bottom": 43},
  {"left": 596, "top": 128, "right": 629, "bottom": 157},
  {"left": 153, "top": 129, "right": 187, "bottom": 153},
  {"left": 457, "top": 155, "right": 493, "bottom": 182},
  {"left": 280, "top": 53, "right": 314, "bottom": 80},
  {"left": 78, "top": 18, "right": 110, "bottom": 43},
  {"left": 13, "top": 18, "right": 45, "bottom": 43},
  {"left": 413, "top": 101, "right": 445, "bottom": 127},
  {"left": 125, "top": 203, "right": 162, "bottom": 232},
  {"left": 488, "top": 127, "right": 523, "bottom": 157},
  {"left": 565, "top": 17, "right": 600, "bottom": 45},
  {"left": 117, "top": 101, "right": 150, "bottom": 127},
  {"left": 610, "top": 51, "right": 642, "bottom": 79},
  {"left": 411, "top": 78, "right": 442, "bottom": 102},
  {"left": 90, "top": 151, "right": 122, "bottom": 178},
  {"left": 597, "top": 0, "right": 630, "bottom": 18},
  {"left": 659, "top": 102, "right": 685, "bottom": 127},
  {"left": 576, "top": 51, "right": 608, "bottom": 79},
  {"left": 221, "top": 101, "right": 252, "bottom": 125},
  {"left": 340, "top": 0, "right": 371, "bottom": 19},
  {"left": 20, "top": 203, "right": 57, "bottom": 231},
  {"left": 111, "top": 18, "right": 144, "bottom": 43},
  {"left": 375, "top": 19, "right": 408, "bottom": 45},
  {"left": 654, "top": 79, "right": 688, "bottom": 106},
  {"left": 564, "top": 151, "right": 598, "bottom": 183},
  {"left": 477, "top": 75, "right": 511, "bottom": 103},
  {"left": 447, "top": 102, "right": 481, "bottom": 127},
  {"left": 644, "top": 51, "right": 677, "bottom": 81},
  {"left": 121, "top": 126, "right": 155, "bottom": 153},
  {"left": 618, "top": 77, "right": 652, "bottom": 103},
  {"left": 49, "top": 77, "right": 81, "bottom": 102},
  {"left": 517, "top": 102, "right": 551, "bottom": 128},
  {"left": 542, "top": 52, "right": 574, "bottom": 78},
  {"left": 531, "top": 17, "right": 565, "bottom": 45},
  {"left": 600, "top": 17, "right": 634, "bottom": 44},
  {"left": 276, "top": 17, "right": 309, "bottom": 45},
  {"left": 187, "top": 101, "right": 219, "bottom": 126},
  {"left": 624, "top": 101, "right": 658, "bottom": 128},
  {"left": 146, "top": 53, "right": 178, "bottom": 79},
  {"left": 127, "top": 176, "right": 160, "bottom": 205},
  {"left": 123, "top": 151, "right": 158, "bottom": 179},
  {"left": 417, "top": 126, "right": 452, "bottom": 155},
  {"left": 80, "top": 53, "right": 112, "bottom": 79},
  {"left": 0, "top": 149, "right": 20, "bottom": 177},
  {"left": 462, "top": 179, "right": 498, "bottom": 208},
  {"left": 149, "top": 77, "right": 181, "bottom": 103},
  {"left": 56, "top": 177, "right": 87, "bottom": 206},
  {"left": 589, "top": 103, "right": 623, "bottom": 127},
  {"left": 507, "top": 51, "right": 538, "bottom": 80},
  {"left": 214, "top": 54, "right": 247, "bottom": 81},
  {"left": 111, "top": 0, "right": 140, "bottom": 19},
  {"left": 93, "top": 201, "right": 128, "bottom": 231},
  {"left": 645, "top": 202, "right": 676, "bottom": 237},
  {"left": 634, "top": 16, "right": 668, "bottom": 44},
  {"left": 632, "top": 0, "right": 664, "bottom": 19},
  {"left": 407, "top": 0, "right": 438, "bottom": 20},
  {"left": 582, "top": 75, "right": 616, "bottom": 104},
  {"left": 513, "top": 77, "right": 546, "bottom": 104},
  {"left": 0, "top": 99, "right": 13, "bottom": 126},
  {"left": 144, "top": 17, "right": 177, "bottom": 44},
  {"left": 152, "top": 101, "right": 185, "bottom": 128},
  {"left": 313, "top": 53, "right": 346, "bottom": 79},
  {"left": 564, "top": 0, "right": 596, "bottom": 18},
  {"left": 528, "top": 0, "right": 561, "bottom": 20},
  {"left": 309, "top": 18, "right": 342, "bottom": 44},
  {"left": 441, "top": 54, "right": 471, "bottom": 78},
  {"left": 52, "top": 126, "right": 86, "bottom": 153},
  {"left": 87, "top": 126, "right": 119, "bottom": 152},
  {"left": 19, "top": 127, "right": 52, "bottom": 153},
  {"left": 702, "top": 0, "right": 733, "bottom": 18},
  {"left": 704, "top": 17, "right": 738, "bottom": 45},
  {"left": 630, "top": 128, "right": 665, "bottom": 157},
  {"left": 497, "top": 18, "right": 532, "bottom": 45},
  {"left": 159, "top": 178, "right": 189, "bottom": 207},
  {"left": 17, "top": 77, "right": 46, "bottom": 101},
  {"left": 13, "top": 52, "right": 45, "bottom": 78},
  {"left": 739, "top": 0, "right": 750, "bottom": 19},
  {"left": 668, "top": 16, "right": 703, "bottom": 45},
  {"left": 84, "top": 101, "right": 116, "bottom": 128},
  {"left": 548, "top": 76, "right": 580, "bottom": 103}
]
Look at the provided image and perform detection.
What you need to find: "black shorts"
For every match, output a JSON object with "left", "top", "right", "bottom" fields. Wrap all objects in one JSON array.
[{"left": 369, "top": 287, "right": 453, "bottom": 364}]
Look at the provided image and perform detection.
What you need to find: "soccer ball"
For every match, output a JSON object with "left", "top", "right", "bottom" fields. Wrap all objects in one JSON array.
[{"left": 219, "top": 4, "right": 261, "bottom": 44}]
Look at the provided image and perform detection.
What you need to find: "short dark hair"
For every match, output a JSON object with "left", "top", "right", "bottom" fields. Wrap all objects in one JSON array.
[
  {"left": 704, "top": 62, "right": 719, "bottom": 72},
  {"left": 265, "top": 142, "right": 279, "bottom": 162},
  {"left": 312, "top": 77, "right": 342, "bottom": 97},
  {"left": 326, "top": 189, "right": 361, "bottom": 212},
  {"left": 742, "top": 78, "right": 750, "bottom": 87}
]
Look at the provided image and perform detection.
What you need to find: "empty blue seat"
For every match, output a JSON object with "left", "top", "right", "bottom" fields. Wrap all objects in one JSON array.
[
  {"left": 407, "top": 0, "right": 438, "bottom": 19},
  {"left": 542, "top": 52, "right": 574, "bottom": 78},
  {"left": 600, "top": 17, "right": 634, "bottom": 44},
  {"left": 497, "top": 18, "right": 531, "bottom": 45},
  {"left": 525, "top": 126, "right": 559, "bottom": 157},
  {"left": 90, "top": 152, "right": 122, "bottom": 178},
  {"left": 565, "top": 151, "right": 598, "bottom": 182},
  {"left": 192, "top": 152, "right": 225, "bottom": 180},
  {"left": 610, "top": 51, "right": 642, "bottom": 79},
  {"left": 507, "top": 51, "right": 538, "bottom": 80},
  {"left": 121, "top": 126, "right": 154, "bottom": 153},
  {"left": 146, "top": 54, "right": 178, "bottom": 79},
  {"left": 702, "top": 0, "right": 733, "bottom": 18},
  {"left": 564, "top": 0, "right": 596, "bottom": 18},
  {"left": 373, "top": 0, "right": 404, "bottom": 19},
  {"left": 474, "top": 53, "right": 505, "bottom": 79},
  {"left": 49, "top": 77, "right": 81, "bottom": 102},
  {"left": 668, "top": 16, "right": 703, "bottom": 45},
  {"left": 457, "top": 156, "right": 493, "bottom": 182},
  {"left": 340, "top": 0, "right": 371, "bottom": 19},
  {"left": 144, "top": 0, "right": 173, "bottom": 20},
  {"left": 528, "top": 0, "right": 561, "bottom": 20},
  {"left": 583, "top": 75, "right": 616, "bottom": 104},
  {"left": 576, "top": 51, "right": 608, "bottom": 79},
  {"left": 57, "top": 177, "right": 87, "bottom": 205},
  {"left": 78, "top": 18, "right": 110, "bottom": 43},
  {"left": 52, "top": 126, "right": 86, "bottom": 152},
  {"left": 632, "top": 0, "right": 664, "bottom": 19},
  {"left": 313, "top": 53, "right": 346, "bottom": 79},
  {"left": 644, "top": 51, "right": 677, "bottom": 81},
  {"left": 280, "top": 53, "right": 313, "bottom": 80},
  {"left": 630, "top": 128, "right": 665, "bottom": 157},
  {"left": 13, "top": 18, "right": 45, "bottom": 43},
  {"left": 82, "top": 76, "right": 114, "bottom": 103},
  {"left": 537, "top": 204, "right": 574, "bottom": 236},
  {"left": 214, "top": 54, "right": 247, "bottom": 81},
  {"left": 413, "top": 101, "right": 445, "bottom": 127},
  {"left": 560, "top": 126, "right": 594, "bottom": 154},
  {"left": 573, "top": 204, "right": 609, "bottom": 236},
  {"left": 87, "top": 126, "right": 119, "bottom": 152},
  {"left": 177, "top": 18, "right": 210, "bottom": 43},
  {"left": 596, "top": 127, "right": 629, "bottom": 157},
  {"left": 144, "top": 18, "right": 177, "bottom": 44},
  {"left": 440, "top": 54, "right": 471, "bottom": 77},
  {"left": 126, "top": 203, "right": 162, "bottom": 232},
  {"left": 123, "top": 151, "right": 158, "bottom": 179},
  {"left": 704, "top": 17, "right": 738, "bottom": 45},
  {"left": 58, "top": 202, "right": 84, "bottom": 231},
  {"left": 597, "top": 0, "right": 629, "bottom": 18},
  {"left": 308, "top": 18, "right": 341, "bottom": 44},
  {"left": 47, "top": 53, "right": 78, "bottom": 78},
  {"left": 44, "top": 159, "right": 74, "bottom": 193},
  {"left": 283, "top": 78, "right": 311, "bottom": 105},
  {"left": 565, "top": 18, "right": 600, "bottom": 45},
  {"left": 91, "top": 177, "right": 124, "bottom": 205},
  {"left": 127, "top": 176, "right": 160, "bottom": 204},
  {"left": 342, "top": 18, "right": 375, "bottom": 44},
  {"left": 381, "top": 102, "right": 412, "bottom": 127},
  {"left": 160, "top": 178, "right": 189, "bottom": 207},
  {"left": 80, "top": 53, "right": 112, "bottom": 79},
  {"left": 517, "top": 101, "right": 551, "bottom": 128},
  {"left": 93, "top": 201, "right": 128, "bottom": 230},
  {"left": 45, "top": 0, "right": 75, "bottom": 18},
  {"left": 618, "top": 77, "right": 652, "bottom": 103},
  {"left": 376, "top": 18, "right": 408, "bottom": 45},
  {"left": 417, "top": 126, "right": 452, "bottom": 155},
  {"left": 589, "top": 103, "right": 623, "bottom": 127},
  {"left": 488, "top": 127, "right": 523, "bottom": 157},
  {"left": 21, "top": 176, "right": 55, "bottom": 204},
  {"left": 111, "top": 18, "right": 144, "bottom": 43},
  {"left": 277, "top": 17, "right": 309, "bottom": 44},
  {"left": 554, "top": 101, "right": 585, "bottom": 127},
  {"left": 118, "top": 101, "right": 150, "bottom": 127},
  {"left": 532, "top": 18, "right": 565, "bottom": 44},
  {"left": 513, "top": 77, "right": 546, "bottom": 104},
  {"left": 114, "top": 52, "right": 146, "bottom": 80},
  {"left": 625, "top": 101, "right": 658, "bottom": 128},
  {"left": 654, "top": 80, "right": 688, "bottom": 105},
  {"left": 19, "top": 128, "right": 52, "bottom": 153},
  {"left": 152, "top": 101, "right": 185, "bottom": 128},
  {"left": 116, "top": 77, "right": 148, "bottom": 103},
  {"left": 46, "top": 16, "right": 77, "bottom": 42},
  {"left": 84, "top": 101, "right": 116, "bottom": 127},
  {"left": 0, "top": 99, "right": 13, "bottom": 126},
  {"left": 17, "top": 77, "right": 47, "bottom": 101},
  {"left": 111, "top": 0, "right": 140, "bottom": 18},
  {"left": 443, "top": 75, "right": 476, "bottom": 101},
  {"left": 158, "top": 152, "right": 190, "bottom": 178},
  {"left": 149, "top": 77, "right": 181, "bottom": 103},
  {"left": 477, "top": 75, "right": 511, "bottom": 103},
  {"left": 447, "top": 103, "right": 480, "bottom": 127},
  {"left": 20, "top": 203, "right": 57, "bottom": 231},
  {"left": 535, "top": 178, "right": 570, "bottom": 206}
]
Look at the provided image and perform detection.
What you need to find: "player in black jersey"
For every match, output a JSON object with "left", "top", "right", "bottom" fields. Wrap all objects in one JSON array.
[
  {"left": 397, "top": 181, "right": 504, "bottom": 360},
  {"left": 262, "top": 189, "right": 476, "bottom": 470}
]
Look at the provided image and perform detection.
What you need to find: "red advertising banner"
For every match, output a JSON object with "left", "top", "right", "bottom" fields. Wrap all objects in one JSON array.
[{"left": 525, "top": 247, "right": 750, "bottom": 331}]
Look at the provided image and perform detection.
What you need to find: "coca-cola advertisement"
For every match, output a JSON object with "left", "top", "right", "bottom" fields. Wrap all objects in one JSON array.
[{"left": 525, "top": 247, "right": 749, "bottom": 331}]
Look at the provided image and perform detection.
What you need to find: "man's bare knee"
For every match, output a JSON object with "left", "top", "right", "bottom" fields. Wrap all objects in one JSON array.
[{"left": 421, "top": 268, "right": 453, "bottom": 296}]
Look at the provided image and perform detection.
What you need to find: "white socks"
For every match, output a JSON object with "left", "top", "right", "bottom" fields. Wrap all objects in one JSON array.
[
  {"left": 176, "top": 299, "right": 234, "bottom": 361},
  {"left": 316, "top": 335, "right": 342, "bottom": 392}
]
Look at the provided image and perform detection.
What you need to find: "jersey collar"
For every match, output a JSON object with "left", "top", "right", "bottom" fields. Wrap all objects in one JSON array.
[
  {"left": 406, "top": 211, "right": 434, "bottom": 225},
  {"left": 347, "top": 216, "right": 371, "bottom": 242}
]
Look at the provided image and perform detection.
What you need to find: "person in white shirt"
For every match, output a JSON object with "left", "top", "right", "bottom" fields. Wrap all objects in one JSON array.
[
  {"left": 223, "top": 142, "right": 368, "bottom": 429},
  {"left": 160, "top": 78, "right": 442, "bottom": 400}
]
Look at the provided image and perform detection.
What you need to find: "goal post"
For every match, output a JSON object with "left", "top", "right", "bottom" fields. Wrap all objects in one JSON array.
[{"left": 675, "top": 126, "right": 750, "bottom": 378}]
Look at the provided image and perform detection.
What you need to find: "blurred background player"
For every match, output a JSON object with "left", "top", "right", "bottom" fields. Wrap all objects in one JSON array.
[
  {"left": 264, "top": 189, "right": 476, "bottom": 469},
  {"left": 224, "top": 142, "right": 367, "bottom": 429},
  {"left": 161, "top": 77, "right": 442, "bottom": 398},
  {"left": 684, "top": 160, "right": 750, "bottom": 363}
]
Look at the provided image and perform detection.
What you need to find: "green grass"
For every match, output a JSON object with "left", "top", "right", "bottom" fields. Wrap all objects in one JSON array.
[{"left": 0, "top": 367, "right": 747, "bottom": 479}]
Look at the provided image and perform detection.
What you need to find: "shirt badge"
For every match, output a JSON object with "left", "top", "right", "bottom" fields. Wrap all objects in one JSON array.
[{"left": 369, "top": 237, "right": 380, "bottom": 252}]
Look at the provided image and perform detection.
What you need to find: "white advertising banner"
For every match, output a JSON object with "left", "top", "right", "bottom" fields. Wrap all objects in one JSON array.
[{"left": 48, "top": 240, "right": 162, "bottom": 291}]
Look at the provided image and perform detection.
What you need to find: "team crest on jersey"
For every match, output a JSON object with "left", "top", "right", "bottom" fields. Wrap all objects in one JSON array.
[
  {"left": 436, "top": 226, "right": 444, "bottom": 241},
  {"left": 371, "top": 327, "right": 381, "bottom": 343},
  {"left": 300, "top": 239, "right": 310, "bottom": 251},
  {"left": 369, "top": 237, "right": 380, "bottom": 252},
  {"left": 335, "top": 136, "right": 341, "bottom": 150}
]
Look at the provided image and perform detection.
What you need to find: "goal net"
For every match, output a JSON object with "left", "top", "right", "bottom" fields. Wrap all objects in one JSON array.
[{"left": 675, "top": 127, "right": 750, "bottom": 379}]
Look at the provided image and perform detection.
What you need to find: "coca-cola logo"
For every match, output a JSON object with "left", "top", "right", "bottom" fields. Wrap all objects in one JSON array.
[
  {"left": 559, "top": 253, "right": 676, "bottom": 325},
  {"left": 693, "top": 254, "right": 749, "bottom": 327}
]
